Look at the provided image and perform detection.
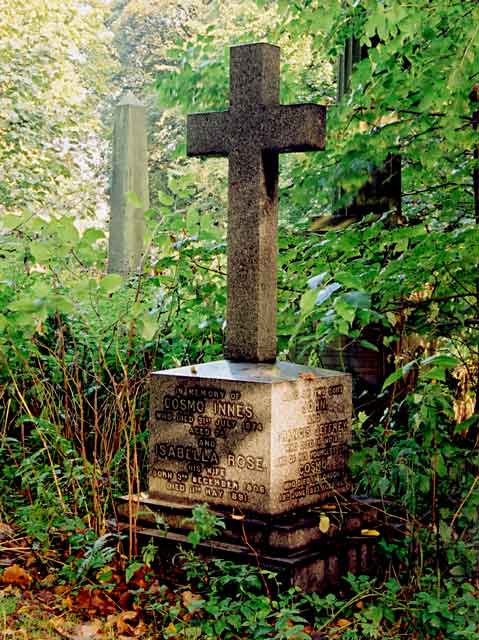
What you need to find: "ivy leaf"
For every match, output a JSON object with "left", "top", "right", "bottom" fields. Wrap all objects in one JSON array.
[
  {"left": 82, "top": 228, "right": 105, "bottom": 244},
  {"left": 335, "top": 298, "right": 355, "bottom": 323},
  {"left": 157, "top": 190, "right": 174, "bottom": 206},
  {"left": 300, "top": 288, "right": 317, "bottom": 315},
  {"left": 30, "top": 242, "right": 51, "bottom": 263},
  {"left": 125, "top": 561, "right": 143, "bottom": 584}
]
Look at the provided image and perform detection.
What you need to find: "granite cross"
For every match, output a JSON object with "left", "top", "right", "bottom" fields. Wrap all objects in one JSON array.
[{"left": 187, "top": 43, "right": 326, "bottom": 362}]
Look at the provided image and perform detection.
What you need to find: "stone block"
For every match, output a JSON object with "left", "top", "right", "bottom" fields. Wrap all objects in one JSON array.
[{"left": 148, "top": 360, "right": 351, "bottom": 516}]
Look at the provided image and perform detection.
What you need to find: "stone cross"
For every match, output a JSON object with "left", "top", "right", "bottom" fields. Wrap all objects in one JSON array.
[
  {"left": 108, "top": 92, "right": 149, "bottom": 276},
  {"left": 187, "top": 43, "right": 325, "bottom": 362}
]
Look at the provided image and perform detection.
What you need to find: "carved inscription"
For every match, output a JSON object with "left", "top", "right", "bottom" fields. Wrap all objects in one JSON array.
[
  {"left": 149, "top": 371, "right": 351, "bottom": 514},
  {"left": 274, "top": 381, "right": 351, "bottom": 507},
  {"left": 149, "top": 380, "right": 268, "bottom": 510}
]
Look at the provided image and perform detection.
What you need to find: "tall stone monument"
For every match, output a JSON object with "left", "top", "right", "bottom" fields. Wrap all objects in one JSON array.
[
  {"left": 149, "top": 44, "right": 351, "bottom": 516},
  {"left": 118, "top": 45, "right": 379, "bottom": 592},
  {"left": 107, "top": 93, "right": 149, "bottom": 276}
]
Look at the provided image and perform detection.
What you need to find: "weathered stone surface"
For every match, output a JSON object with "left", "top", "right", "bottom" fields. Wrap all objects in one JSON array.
[
  {"left": 108, "top": 92, "right": 149, "bottom": 276},
  {"left": 187, "top": 44, "right": 326, "bottom": 362},
  {"left": 112, "top": 505, "right": 382, "bottom": 593},
  {"left": 116, "top": 493, "right": 381, "bottom": 552},
  {"left": 148, "top": 360, "right": 351, "bottom": 516}
]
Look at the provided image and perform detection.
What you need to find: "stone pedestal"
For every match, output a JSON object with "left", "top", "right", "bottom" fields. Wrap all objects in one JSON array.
[
  {"left": 114, "top": 495, "right": 384, "bottom": 593},
  {"left": 148, "top": 360, "right": 352, "bottom": 516},
  {"left": 114, "top": 359, "right": 359, "bottom": 592}
]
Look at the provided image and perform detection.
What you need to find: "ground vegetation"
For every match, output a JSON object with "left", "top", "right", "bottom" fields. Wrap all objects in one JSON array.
[{"left": 0, "top": 0, "right": 477, "bottom": 638}]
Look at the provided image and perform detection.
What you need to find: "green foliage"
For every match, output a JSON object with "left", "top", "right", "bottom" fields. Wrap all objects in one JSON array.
[
  {"left": 0, "top": 0, "right": 113, "bottom": 220},
  {"left": 0, "top": 176, "right": 227, "bottom": 543},
  {"left": 0, "top": 1, "right": 477, "bottom": 638},
  {"left": 184, "top": 503, "right": 226, "bottom": 549}
]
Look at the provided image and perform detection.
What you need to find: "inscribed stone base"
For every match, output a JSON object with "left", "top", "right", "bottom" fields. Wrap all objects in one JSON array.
[
  {"left": 149, "top": 360, "right": 352, "bottom": 516},
  {"left": 113, "top": 495, "right": 383, "bottom": 594}
]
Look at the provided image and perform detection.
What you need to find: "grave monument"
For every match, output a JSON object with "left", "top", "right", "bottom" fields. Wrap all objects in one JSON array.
[
  {"left": 117, "top": 44, "right": 381, "bottom": 592},
  {"left": 107, "top": 92, "right": 149, "bottom": 276},
  {"left": 150, "top": 43, "right": 351, "bottom": 515}
]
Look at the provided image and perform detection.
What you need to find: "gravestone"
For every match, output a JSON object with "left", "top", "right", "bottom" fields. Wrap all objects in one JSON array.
[
  {"left": 149, "top": 361, "right": 351, "bottom": 515},
  {"left": 107, "top": 93, "right": 149, "bottom": 276},
  {"left": 116, "top": 44, "right": 381, "bottom": 592},
  {"left": 148, "top": 43, "right": 351, "bottom": 516}
]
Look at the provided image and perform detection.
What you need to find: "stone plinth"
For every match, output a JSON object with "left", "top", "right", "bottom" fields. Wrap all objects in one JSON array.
[
  {"left": 113, "top": 495, "right": 385, "bottom": 593},
  {"left": 149, "top": 360, "right": 351, "bottom": 516}
]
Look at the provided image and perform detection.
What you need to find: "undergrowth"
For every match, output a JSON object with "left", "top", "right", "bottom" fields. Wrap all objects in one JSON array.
[{"left": 0, "top": 179, "right": 477, "bottom": 639}]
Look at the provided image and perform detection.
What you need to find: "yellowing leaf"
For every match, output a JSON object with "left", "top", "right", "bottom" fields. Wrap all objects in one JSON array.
[
  {"left": 99, "top": 273, "right": 123, "bottom": 295},
  {"left": 141, "top": 314, "right": 157, "bottom": 341},
  {"left": 336, "top": 618, "right": 351, "bottom": 627},
  {"left": 319, "top": 515, "right": 330, "bottom": 533},
  {"left": 361, "top": 529, "right": 380, "bottom": 537}
]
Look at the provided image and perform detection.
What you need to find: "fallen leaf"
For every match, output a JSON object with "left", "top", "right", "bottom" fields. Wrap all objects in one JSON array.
[
  {"left": 319, "top": 515, "right": 330, "bottom": 534},
  {"left": 0, "top": 522, "right": 15, "bottom": 540},
  {"left": 69, "top": 620, "right": 103, "bottom": 640},
  {"left": 299, "top": 372, "right": 316, "bottom": 380},
  {"left": 72, "top": 587, "right": 117, "bottom": 616},
  {"left": 181, "top": 590, "right": 203, "bottom": 609},
  {"left": 336, "top": 618, "right": 351, "bottom": 627},
  {"left": 355, "top": 600, "right": 365, "bottom": 609},
  {"left": 129, "top": 565, "right": 149, "bottom": 590},
  {"left": 117, "top": 610, "right": 138, "bottom": 636},
  {"left": 1, "top": 564, "right": 32, "bottom": 588}
]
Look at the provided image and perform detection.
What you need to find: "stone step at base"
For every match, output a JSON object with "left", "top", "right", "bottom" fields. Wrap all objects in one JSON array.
[
  {"left": 112, "top": 494, "right": 394, "bottom": 593},
  {"left": 115, "top": 493, "right": 383, "bottom": 551}
]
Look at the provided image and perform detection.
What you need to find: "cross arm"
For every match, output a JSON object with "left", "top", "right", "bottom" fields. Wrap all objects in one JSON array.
[
  {"left": 264, "top": 104, "right": 326, "bottom": 152},
  {"left": 187, "top": 110, "right": 231, "bottom": 157}
]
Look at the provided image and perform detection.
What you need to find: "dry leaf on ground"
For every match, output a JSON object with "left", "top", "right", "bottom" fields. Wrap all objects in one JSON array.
[
  {"left": 336, "top": 618, "right": 351, "bottom": 627},
  {"left": 181, "top": 590, "right": 203, "bottom": 609},
  {"left": 0, "top": 522, "right": 15, "bottom": 539},
  {"left": 298, "top": 372, "right": 316, "bottom": 380},
  {"left": 116, "top": 610, "right": 147, "bottom": 637},
  {"left": 1, "top": 564, "right": 32, "bottom": 588},
  {"left": 69, "top": 620, "right": 103, "bottom": 640},
  {"left": 319, "top": 515, "right": 330, "bottom": 533},
  {"left": 52, "top": 618, "right": 104, "bottom": 640}
]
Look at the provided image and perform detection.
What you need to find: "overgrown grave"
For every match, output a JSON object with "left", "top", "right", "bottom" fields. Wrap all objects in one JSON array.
[{"left": 115, "top": 43, "right": 385, "bottom": 593}]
